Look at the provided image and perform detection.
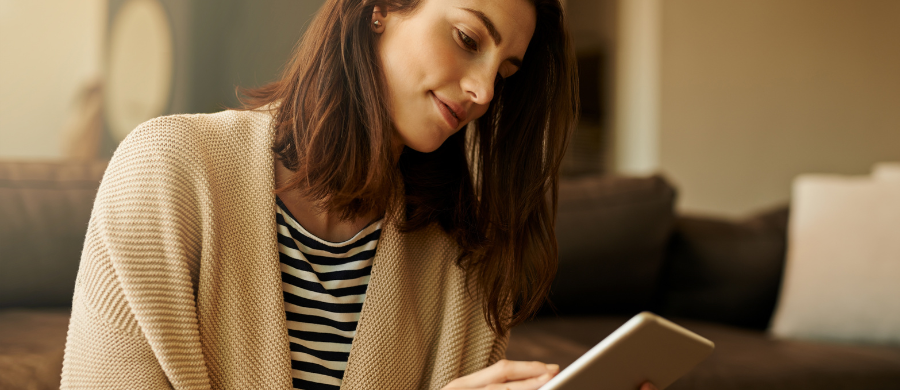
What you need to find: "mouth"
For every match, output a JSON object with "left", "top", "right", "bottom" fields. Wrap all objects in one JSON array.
[{"left": 430, "top": 91, "right": 463, "bottom": 129}]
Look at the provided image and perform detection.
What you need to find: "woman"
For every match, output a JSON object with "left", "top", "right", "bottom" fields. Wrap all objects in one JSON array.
[{"left": 62, "top": 0, "right": 655, "bottom": 389}]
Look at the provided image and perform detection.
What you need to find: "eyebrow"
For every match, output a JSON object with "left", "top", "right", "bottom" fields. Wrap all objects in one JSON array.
[
  {"left": 461, "top": 7, "right": 502, "bottom": 45},
  {"left": 459, "top": 8, "right": 524, "bottom": 69}
]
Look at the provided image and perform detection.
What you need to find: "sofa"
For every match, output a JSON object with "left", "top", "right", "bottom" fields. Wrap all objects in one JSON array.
[
  {"left": 508, "top": 174, "right": 900, "bottom": 389},
  {"left": 1, "top": 159, "right": 899, "bottom": 389},
  {"left": 0, "top": 160, "right": 108, "bottom": 390}
]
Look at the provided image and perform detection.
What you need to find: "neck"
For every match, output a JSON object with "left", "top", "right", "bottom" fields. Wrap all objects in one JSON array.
[{"left": 274, "top": 157, "right": 382, "bottom": 242}]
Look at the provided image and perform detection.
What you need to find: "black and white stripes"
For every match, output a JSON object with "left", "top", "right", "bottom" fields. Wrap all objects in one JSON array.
[{"left": 276, "top": 197, "right": 382, "bottom": 390}]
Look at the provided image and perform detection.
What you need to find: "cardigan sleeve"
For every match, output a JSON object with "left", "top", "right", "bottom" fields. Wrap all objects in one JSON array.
[
  {"left": 61, "top": 224, "right": 173, "bottom": 389},
  {"left": 488, "top": 330, "right": 510, "bottom": 365},
  {"left": 61, "top": 116, "right": 211, "bottom": 389}
]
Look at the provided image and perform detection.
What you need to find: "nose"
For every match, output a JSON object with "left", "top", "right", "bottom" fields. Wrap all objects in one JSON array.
[{"left": 460, "top": 65, "right": 496, "bottom": 106}]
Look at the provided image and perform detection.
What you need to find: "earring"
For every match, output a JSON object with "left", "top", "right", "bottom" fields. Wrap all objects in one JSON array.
[{"left": 373, "top": 20, "right": 382, "bottom": 28}]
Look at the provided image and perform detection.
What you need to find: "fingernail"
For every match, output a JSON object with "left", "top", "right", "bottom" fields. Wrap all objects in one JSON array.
[
  {"left": 539, "top": 373, "right": 552, "bottom": 381},
  {"left": 546, "top": 364, "right": 559, "bottom": 372}
]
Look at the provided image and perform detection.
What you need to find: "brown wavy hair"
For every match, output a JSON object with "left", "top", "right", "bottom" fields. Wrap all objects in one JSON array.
[{"left": 239, "top": 0, "right": 577, "bottom": 335}]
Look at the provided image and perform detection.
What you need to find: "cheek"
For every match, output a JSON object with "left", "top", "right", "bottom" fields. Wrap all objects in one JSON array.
[
  {"left": 417, "top": 34, "right": 462, "bottom": 84},
  {"left": 381, "top": 25, "right": 461, "bottom": 99},
  {"left": 380, "top": 40, "right": 418, "bottom": 97},
  {"left": 377, "top": 20, "right": 473, "bottom": 152},
  {"left": 420, "top": 32, "right": 462, "bottom": 79}
]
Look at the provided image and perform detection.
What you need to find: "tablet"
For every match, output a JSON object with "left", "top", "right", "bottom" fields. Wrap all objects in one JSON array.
[{"left": 539, "top": 312, "right": 714, "bottom": 390}]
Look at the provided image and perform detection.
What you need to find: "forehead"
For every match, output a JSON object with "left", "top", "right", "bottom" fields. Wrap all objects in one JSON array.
[{"left": 428, "top": 0, "right": 536, "bottom": 53}]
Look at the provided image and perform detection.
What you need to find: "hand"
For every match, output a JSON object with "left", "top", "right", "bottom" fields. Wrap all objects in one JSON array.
[
  {"left": 639, "top": 382, "right": 658, "bottom": 390},
  {"left": 442, "top": 359, "right": 560, "bottom": 390}
]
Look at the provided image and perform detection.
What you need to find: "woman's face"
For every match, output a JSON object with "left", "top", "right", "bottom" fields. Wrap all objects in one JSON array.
[{"left": 375, "top": 0, "right": 536, "bottom": 153}]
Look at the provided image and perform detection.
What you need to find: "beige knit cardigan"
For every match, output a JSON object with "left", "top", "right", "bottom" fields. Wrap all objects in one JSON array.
[{"left": 61, "top": 109, "right": 508, "bottom": 389}]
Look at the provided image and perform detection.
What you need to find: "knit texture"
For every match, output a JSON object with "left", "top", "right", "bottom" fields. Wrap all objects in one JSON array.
[{"left": 61, "top": 109, "right": 508, "bottom": 389}]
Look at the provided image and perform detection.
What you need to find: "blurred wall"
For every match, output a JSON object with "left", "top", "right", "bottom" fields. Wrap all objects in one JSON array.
[
  {"left": 0, "top": 0, "right": 106, "bottom": 159},
  {"left": 177, "top": 0, "right": 325, "bottom": 114},
  {"left": 0, "top": 0, "right": 324, "bottom": 159},
  {"left": 659, "top": 0, "right": 900, "bottom": 217}
]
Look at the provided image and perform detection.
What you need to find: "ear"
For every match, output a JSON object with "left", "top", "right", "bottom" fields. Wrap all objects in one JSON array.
[{"left": 371, "top": 5, "right": 387, "bottom": 33}]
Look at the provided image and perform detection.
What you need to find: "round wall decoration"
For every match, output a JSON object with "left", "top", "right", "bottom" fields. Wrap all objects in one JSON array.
[{"left": 104, "top": 0, "right": 173, "bottom": 141}]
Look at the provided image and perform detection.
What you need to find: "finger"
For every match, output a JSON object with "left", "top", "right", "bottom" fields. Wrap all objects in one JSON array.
[
  {"left": 503, "top": 372, "right": 556, "bottom": 390},
  {"left": 479, "top": 372, "right": 555, "bottom": 390},
  {"left": 451, "top": 360, "right": 559, "bottom": 387},
  {"left": 444, "top": 372, "right": 555, "bottom": 390},
  {"left": 639, "top": 381, "right": 658, "bottom": 390}
]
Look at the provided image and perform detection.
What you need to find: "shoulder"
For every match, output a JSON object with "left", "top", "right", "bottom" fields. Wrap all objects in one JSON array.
[
  {"left": 100, "top": 109, "right": 274, "bottom": 201},
  {"left": 111, "top": 109, "right": 272, "bottom": 171},
  {"left": 119, "top": 109, "right": 273, "bottom": 157}
]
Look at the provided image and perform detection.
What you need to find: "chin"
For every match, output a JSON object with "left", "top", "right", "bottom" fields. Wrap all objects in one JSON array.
[
  {"left": 400, "top": 127, "right": 449, "bottom": 154},
  {"left": 406, "top": 139, "right": 444, "bottom": 154}
]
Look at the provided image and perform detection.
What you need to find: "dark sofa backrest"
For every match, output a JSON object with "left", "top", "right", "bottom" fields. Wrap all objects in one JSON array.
[
  {"left": 546, "top": 174, "right": 677, "bottom": 316},
  {"left": 0, "top": 160, "right": 108, "bottom": 308},
  {"left": 546, "top": 173, "right": 789, "bottom": 330},
  {"left": 658, "top": 207, "right": 789, "bottom": 330},
  {"left": 0, "top": 161, "right": 787, "bottom": 330}
]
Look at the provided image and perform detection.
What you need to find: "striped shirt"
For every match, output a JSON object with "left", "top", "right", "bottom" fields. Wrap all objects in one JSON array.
[{"left": 276, "top": 197, "right": 383, "bottom": 390}]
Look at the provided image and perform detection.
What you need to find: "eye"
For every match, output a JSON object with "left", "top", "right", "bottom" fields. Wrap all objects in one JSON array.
[{"left": 456, "top": 29, "right": 478, "bottom": 51}]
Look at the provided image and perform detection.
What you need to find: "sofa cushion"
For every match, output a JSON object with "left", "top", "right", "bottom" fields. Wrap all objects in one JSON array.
[
  {"left": 771, "top": 174, "right": 900, "bottom": 344},
  {"left": 0, "top": 309, "right": 71, "bottom": 390},
  {"left": 507, "top": 316, "right": 900, "bottom": 390},
  {"left": 545, "top": 175, "right": 676, "bottom": 315},
  {"left": 657, "top": 206, "right": 788, "bottom": 330},
  {"left": 0, "top": 160, "right": 107, "bottom": 308}
]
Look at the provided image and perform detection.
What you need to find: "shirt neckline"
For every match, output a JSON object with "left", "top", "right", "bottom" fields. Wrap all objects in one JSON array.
[{"left": 276, "top": 195, "right": 384, "bottom": 246}]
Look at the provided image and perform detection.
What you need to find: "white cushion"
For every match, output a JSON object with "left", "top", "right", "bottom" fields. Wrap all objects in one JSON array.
[{"left": 769, "top": 173, "right": 900, "bottom": 344}]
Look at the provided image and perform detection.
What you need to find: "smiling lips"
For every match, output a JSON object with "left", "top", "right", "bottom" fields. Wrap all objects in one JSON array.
[{"left": 430, "top": 91, "right": 465, "bottom": 130}]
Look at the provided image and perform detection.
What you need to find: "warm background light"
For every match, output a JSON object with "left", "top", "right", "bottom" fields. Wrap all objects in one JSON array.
[{"left": 1, "top": 0, "right": 898, "bottom": 217}]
